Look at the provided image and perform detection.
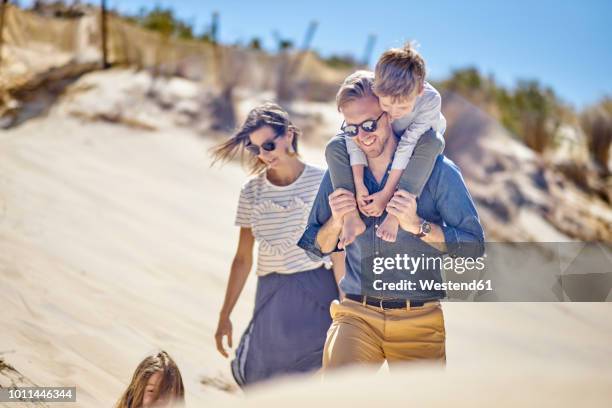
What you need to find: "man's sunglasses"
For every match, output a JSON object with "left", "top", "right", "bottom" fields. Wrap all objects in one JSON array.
[
  {"left": 340, "top": 112, "right": 385, "bottom": 137},
  {"left": 245, "top": 131, "right": 284, "bottom": 155}
]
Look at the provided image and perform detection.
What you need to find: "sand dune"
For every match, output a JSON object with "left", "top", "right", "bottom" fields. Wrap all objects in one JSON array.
[
  {"left": 1, "top": 70, "right": 612, "bottom": 407},
  {"left": 210, "top": 362, "right": 612, "bottom": 407}
]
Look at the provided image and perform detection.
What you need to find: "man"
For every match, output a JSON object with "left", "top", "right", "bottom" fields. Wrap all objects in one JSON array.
[{"left": 297, "top": 70, "right": 485, "bottom": 369}]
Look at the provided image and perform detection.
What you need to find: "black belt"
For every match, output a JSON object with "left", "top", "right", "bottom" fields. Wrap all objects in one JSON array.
[{"left": 346, "top": 294, "right": 436, "bottom": 309}]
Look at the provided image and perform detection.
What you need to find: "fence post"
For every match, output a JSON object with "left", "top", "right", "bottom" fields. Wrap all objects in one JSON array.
[
  {"left": 100, "top": 0, "right": 109, "bottom": 68},
  {"left": 0, "top": 0, "right": 8, "bottom": 68},
  {"left": 361, "top": 34, "right": 376, "bottom": 67}
]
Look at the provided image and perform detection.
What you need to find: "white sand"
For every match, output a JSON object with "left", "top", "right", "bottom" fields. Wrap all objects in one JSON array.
[{"left": 1, "top": 71, "right": 611, "bottom": 407}]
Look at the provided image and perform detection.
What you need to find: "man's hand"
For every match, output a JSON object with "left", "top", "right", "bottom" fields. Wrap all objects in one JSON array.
[
  {"left": 316, "top": 189, "right": 358, "bottom": 253},
  {"left": 328, "top": 188, "right": 358, "bottom": 228},
  {"left": 385, "top": 190, "right": 421, "bottom": 234}
]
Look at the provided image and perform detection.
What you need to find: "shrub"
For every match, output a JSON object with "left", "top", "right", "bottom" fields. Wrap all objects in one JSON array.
[{"left": 581, "top": 98, "right": 612, "bottom": 175}]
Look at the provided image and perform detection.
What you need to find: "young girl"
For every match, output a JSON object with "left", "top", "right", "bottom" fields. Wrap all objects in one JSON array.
[{"left": 115, "top": 351, "right": 184, "bottom": 408}]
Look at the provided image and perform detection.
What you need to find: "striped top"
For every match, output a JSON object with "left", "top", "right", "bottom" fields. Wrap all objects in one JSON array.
[{"left": 234, "top": 164, "right": 327, "bottom": 276}]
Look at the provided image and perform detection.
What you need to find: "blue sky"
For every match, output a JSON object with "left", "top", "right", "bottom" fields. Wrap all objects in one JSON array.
[{"left": 22, "top": 0, "right": 612, "bottom": 108}]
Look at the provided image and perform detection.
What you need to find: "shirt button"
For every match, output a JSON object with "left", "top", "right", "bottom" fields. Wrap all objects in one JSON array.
[{"left": 375, "top": 224, "right": 379, "bottom": 228}]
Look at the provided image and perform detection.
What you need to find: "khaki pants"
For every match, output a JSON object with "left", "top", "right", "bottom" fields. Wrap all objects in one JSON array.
[{"left": 322, "top": 298, "right": 446, "bottom": 370}]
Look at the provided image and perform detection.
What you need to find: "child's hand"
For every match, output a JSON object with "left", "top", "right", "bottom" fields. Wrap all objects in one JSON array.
[
  {"left": 354, "top": 182, "right": 370, "bottom": 214},
  {"left": 362, "top": 190, "right": 393, "bottom": 217}
]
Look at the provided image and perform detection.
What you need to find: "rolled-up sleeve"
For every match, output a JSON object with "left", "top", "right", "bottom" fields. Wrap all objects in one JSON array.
[
  {"left": 434, "top": 159, "right": 485, "bottom": 259},
  {"left": 297, "top": 170, "right": 342, "bottom": 259}
]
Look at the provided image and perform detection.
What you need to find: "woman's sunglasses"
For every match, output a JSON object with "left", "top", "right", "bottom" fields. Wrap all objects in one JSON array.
[
  {"left": 245, "top": 131, "right": 284, "bottom": 155},
  {"left": 340, "top": 111, "right": 386, "bottom": 137}
]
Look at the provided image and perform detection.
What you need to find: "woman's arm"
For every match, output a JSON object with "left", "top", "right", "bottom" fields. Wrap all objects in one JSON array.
[{"left": 215, "top": 227, "right": 255, "bottom": 357}]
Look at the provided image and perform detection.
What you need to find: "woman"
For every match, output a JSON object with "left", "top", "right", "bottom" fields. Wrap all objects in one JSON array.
[
  {"left": 115, "top": 350, "right": 185, "bottom": 408},
  {"left": 211, "top": 102, "right": 342, "bottom": 387}
]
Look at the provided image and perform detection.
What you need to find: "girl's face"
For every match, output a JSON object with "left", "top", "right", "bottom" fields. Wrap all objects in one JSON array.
[
  {"left": 247, "top": 125, "right": 294, "bottom": 169},
  {"left": 142, "top": 371, "right": 162, "bottom": 407}
]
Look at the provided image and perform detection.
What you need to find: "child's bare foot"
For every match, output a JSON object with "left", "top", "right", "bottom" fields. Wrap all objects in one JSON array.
[
  {"left": 338, "top": 210, "right": 366, "bottom": 249},
  {"left": 376, "top": 214, "right": 400, "bottom": 242}
]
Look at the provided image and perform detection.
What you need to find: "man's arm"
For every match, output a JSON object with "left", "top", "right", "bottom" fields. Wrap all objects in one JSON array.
[
  {"left": 317, "top": 188, "right": 361, "bottom": 252},
  {"left": 330, "top": 251, "right": 346, "bottom": 300},
  {"left": 386, "top": 190, "right": 447, "bottom": 253},
  {"left": 298, "top": 169, "right": 361, "bottom": 257},
  {"left": 435, "top": 161, "right": 485, "bottom": 258},
  {"left": 316, "top": 216, "right": 343, "bottom": 254},
  {"left": 387, "top": 158, "right": 485, "bottom": 258},
  {"left": 413, "top": 219, "right": 447, "bottom": 253},
  {"left": 430, "top": 159, "right": 485, "bottom": 258},
  {"left": 298, "top": 171, "right": 341, "bottom": 258}
]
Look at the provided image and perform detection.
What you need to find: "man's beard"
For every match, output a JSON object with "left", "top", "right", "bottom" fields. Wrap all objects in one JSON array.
[
  {"left": 364, "top": 145, "right": 384, "bottom": 158},
  {"left": 362, "top": 132, "right": 389, "bottom": 159}
]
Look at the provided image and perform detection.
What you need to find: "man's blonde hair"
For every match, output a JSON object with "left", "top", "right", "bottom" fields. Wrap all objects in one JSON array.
[
  {"left": 335, "top": 70, "right": 376, "bottom": 111},
  {"left": 373, "top": 41, "right": 426, "bottom": 102}
]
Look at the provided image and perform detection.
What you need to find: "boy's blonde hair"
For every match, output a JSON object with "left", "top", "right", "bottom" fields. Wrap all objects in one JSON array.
[
  {"left": 374, "top": 41, "right": 426, "bottom": 102},
  {"left": 335, "top": 70, "right": 376, "bottom": 112}
]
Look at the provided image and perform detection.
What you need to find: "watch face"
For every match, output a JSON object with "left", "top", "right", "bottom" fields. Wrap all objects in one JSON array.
[{"left": 422, "top": 221, "right": 432, "bottom": 234}]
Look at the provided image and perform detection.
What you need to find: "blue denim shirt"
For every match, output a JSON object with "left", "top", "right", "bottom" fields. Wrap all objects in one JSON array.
[{"left": 297, "top": 154, "right": 485, "bottom": 299}]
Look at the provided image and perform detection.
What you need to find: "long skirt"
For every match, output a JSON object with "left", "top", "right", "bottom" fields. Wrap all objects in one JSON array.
[{"left": 231, "top": 265, "right": 338, "bottom": 387}]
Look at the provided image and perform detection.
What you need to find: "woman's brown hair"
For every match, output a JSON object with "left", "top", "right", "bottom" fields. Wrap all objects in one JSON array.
[
  {"left": 210, "top": 102, "right": 300, "bottom": 174},
  {"left": 115, "top": 351, "right": 185, "bottom": 408}
]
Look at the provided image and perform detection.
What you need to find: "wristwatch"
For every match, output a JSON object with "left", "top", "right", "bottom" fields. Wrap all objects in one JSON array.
[{"left": 416, "top": 220, "right": 431, "bottom": 238}]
